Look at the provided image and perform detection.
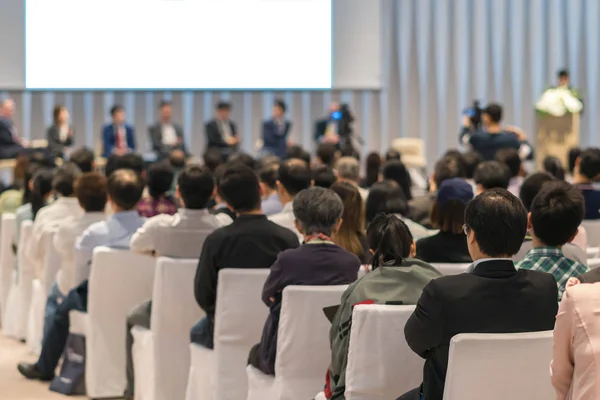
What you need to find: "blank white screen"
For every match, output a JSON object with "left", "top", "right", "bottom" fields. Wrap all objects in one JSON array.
[{"left": 25, "top": 0, "right": 332, "bottom": 89}]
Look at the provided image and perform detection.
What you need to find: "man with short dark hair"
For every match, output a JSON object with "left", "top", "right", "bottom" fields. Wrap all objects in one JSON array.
[
  {"left": 409, "top": 155, "right": 465, "bottom": 227},
  {"left": 69, "top": 147, "right": 96, "bottom": 173},
  {"left": 573, "top": 148, "right": 600, "bottom": 219},
  {"left": 495, "top": 148, "right": 523, "bottom": 196},
  {"left": 518, "top": 181, "right": 588, "bottom": 300},
  {"left": 124, "top": 165, "right": 232, "bottom": 399},
  {"left": 205, "top": 101, "right": 238, "bottom": 161},
  {"left": 269, "top": 159, "right": 312, "bottom": 241},
  {"left": 262, "top": 99, "right": 291, "bottom": 159},
  {"left": 316, "top": 142, "right": 337, "bottom": 167},
  {"left": 192, "top": 164, "right": 299, "bottom": 349},
  {"left": 102, "top": 105, "right": 136, "bottom": 158},
  {"left": 18, "top": 169, "right": 146, "bottom": 381},
  {"left": 105, "top": 152, "right": 145, "bottom": 178},
  {"left": 259, "top": 162, "right": 282, "bottom": 216},
  {"left": 313, "top": 165, "right": 337, "bottom": 188},
  {"left": 473, "top": 160, "right": 511, "bottom": 194},
  {"left": 149, "top": 100, "right": 187, "bottom": 159},
  {"left": 460, "top": 103, "right": 531, "bottom": 161},
  {"left": 398, "top": 189, "right": 558, "bottom": 400}
]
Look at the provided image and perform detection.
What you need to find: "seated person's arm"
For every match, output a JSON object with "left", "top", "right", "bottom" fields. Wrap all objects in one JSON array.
[
  {"left": 261, "top": 255, "right": 288, "bottom": 306},
  {"left": 129, "top": 217, "right": 163, "bottom": 256},
  {"left": 194, "top": 235, "right": 218, "bottom": 314},
  {"left": 550, "top": 290, "right": 576, "bottom": 398},
  {"left": 53, "top": 224, "right": 72, "bottom": 257},
  {"left": 404, "top": 280, "right": 444, "bottom": 358}
]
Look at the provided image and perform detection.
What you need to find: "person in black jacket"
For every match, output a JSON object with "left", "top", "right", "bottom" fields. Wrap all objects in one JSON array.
[
  {"left": 0, "top": 99, "right": 26, "bottom": 159},
  {"left": 46, "top": 105, "right": 74, "bottom": 158},
  {"left": 191, "top": 164, "right": 299, "bottom": 349},
  {"left": 205, "top": 101, "right": 238, "bottom": 161},
  {"left": 398, "top": 189, "right": 559, "bottom": 400}
]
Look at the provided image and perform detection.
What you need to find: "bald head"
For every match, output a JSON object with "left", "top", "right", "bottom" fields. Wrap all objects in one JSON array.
[
  {"left": 0, "top": 99, "right": 15, "bottom": 118},
  {"left": 107, "top": 169, "right": 144, "bottom": 211}
]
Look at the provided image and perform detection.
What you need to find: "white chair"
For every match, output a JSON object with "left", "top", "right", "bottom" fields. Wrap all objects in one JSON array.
[
  {"left": 391, "top": 138, "right": 427, "bottom": 169},
  {"left": 443, "top": 331, "right": 554, "bottom": 400},
  {"left": 586, "top": 246, "right": 599, "bottom": 259},
  {"left": 587, "top": 257, "right": 600, "bottom": 270},
  {"left": 432, "top": 263, "right": 470, "bottom": 276},
  {"left": 246, "top": 285, "right": 348, "bottom": 400},
  {"left": 69, "top": 247, "right": 157, "bottom": 399},
  {"left": 0, "top": 213, "right": 16, "bottom": 324},
  {"left": 185, "top": 268, "right": 270, "bottom": 400},
  {"left": 344, "top": 304, "right": 421, "bottom": 400},
  {"left": 131, "top": 258, "right": 203, "bottom": 400},
  {"left": 582, "top": 220, "right": 600, "bottom": 247}
]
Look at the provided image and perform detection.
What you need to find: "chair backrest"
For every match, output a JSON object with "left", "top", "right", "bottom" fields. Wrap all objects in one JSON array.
[
  {"left": 275, "top": 285, "right": 348, "bottom": 400},
  {"left": 345, "top": 304, "right": 422, "bottom": 400},
  {"left": 432, "top": 263, "right": 470, "bottom": 276},
  {"left": 151, "top": 257, "right": 204, "bottom": 400},
  {"left": 443, "top": 331, "right": 554, "bottom": 400},
  {"left": 41, "top": 231, "right": 61, "bottom": 293},
  {"left": 588, "top": 257, "right": 600, "bottom": 270},
  {"left": 86, "top": 247, "right": 157, "bottom": 398},
  {"left": 0, "top": 213, "right": 16, "bottom": 316},
  {"left": 213, "top": 268, "right": 271, "bottom": 400},
  {"left": 153, "top": 229, "right": 213, "bottom": 260},
  {"left": 582, "top": 220, "right": 600, "bottom": 247}
]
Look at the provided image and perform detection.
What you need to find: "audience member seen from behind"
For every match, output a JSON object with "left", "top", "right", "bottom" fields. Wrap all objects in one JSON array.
[
  {"left": 192, "top": 165, "right": 299, "bottom": 349},
  {"left": 362, "top": 151, "right": 381, "bottom": 188},
  {"left": 366, "top": 180, "right": 434, "bottom": 241},
  {"left": 462, "top": 151, "right": 483, "bottom": 188},
  {"left": 17, "top": 169, "right": 146, "bottom": 381},
  {"left": 572, "top": 148, "right": 600, "bottom": 220},
  {"left": 330, "top": 181, "right": 370, "bottom": 264},
  {"left": 567, "top": 147, "right": 581, "bottom": 183},
  {"left": 514, "top": 172, "right": 587, "bottom": 265},
  {"left": 397, "top": 189, "right": 559, "bottom": 400},
  {"left": 382, "top": 160, "right": 413, "bottom": 201},
  {"left": 46, "top": 105, "right": 74, "bottom": 158},
  {"left": 517, "top": 181, "right": 588, "bottom": 300},
  {"left": 385, "top": 149, "right": 401, "bottom": 162},
  {"left": 335, "top": 156, "right": 369, "bottom": 201},
  {"left": 259, "top": 162, "right": 283, "bottom": 216},
  {"left": 473, "top": 160, "right": 511, "bottom": 194},
  {"left": 0, "top": 155, "right": 30, "bottom": 213},
  {"left": 269, "top": 159, "right": 311, "bottom": 242},
  {"left": 248, "top": 187, "right": 359, "bottom": 375},
  {"left": 496, "top": 148, "right": 524, "bottom": 197},
  {"left": 409, "top": 155, "right": 465, "bottom": 228},
  {"left": 551, "top": 275, "right": 600, "bottom": 399},
  {"left": 69, "top": 147, "right": 95, "bottom": 173},
  {"left": 210, "top": 165, "right": 236, "bottom": 221},
  {"left": 203, "top": 149, "right": 223, "bottom": 174},
  {"left": 313, "top": 166, "right": 337, "bottom": 189},
  {"left": 124, "top": 165, "right": 232, "bottom": 399},
  {"left": 416, "top": 178, "right": 473, "bottom": 264},
  {"left": 316, "top": 142, "right": 338, "bottom": 168},
  {"left": 543, "top": 156, "right": 566, "bottom": 181},
  {"left": 287, "top": 144, "right": 311, "bottom": 165},
  {"left": 325, "top": 214, "right": 442, "bottom": 400},
  {"left": 137, "top": 161, "right": 177, "bottom": 218}
]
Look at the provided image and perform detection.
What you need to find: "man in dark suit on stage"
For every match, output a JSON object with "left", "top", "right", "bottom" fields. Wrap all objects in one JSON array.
[
  {"left": 0, "top": 99, "right": 27, "bottom": 159},
  {"left": 398, "top": 189, "right": 559, "bottom": 400},
  {"left": 261, "top": 99, "right": 291, "bottom": 159},
  {"left": 102, "top": 105, "right": 136, "bottom": 158},
  {"left": 149, "top": 100, "right": 186, "bottom": 159},
  {"left": 205, "top": 101, "right": 238, "bottom": 161}
]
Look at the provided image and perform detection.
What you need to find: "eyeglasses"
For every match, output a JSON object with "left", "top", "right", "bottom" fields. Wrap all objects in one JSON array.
[{"left": 462, "top": 224, "right": 470, "bottom": 236}]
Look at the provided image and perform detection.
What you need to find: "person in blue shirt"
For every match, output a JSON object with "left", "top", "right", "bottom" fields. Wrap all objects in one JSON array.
[
  {"left": 102, "top": 105, "right": 136, "bottom": 158},
  {"left": 18, "top": 169, "right": 146, "bottom": 381},
  {"left": 261, "top": 100, "right": 291, "bottom": 159},
  {"left": 460, "top": 103, "right": 532, "bottom": 161},
  {"left": 259, "top": 162, "right": 283, "bottom": 216}
]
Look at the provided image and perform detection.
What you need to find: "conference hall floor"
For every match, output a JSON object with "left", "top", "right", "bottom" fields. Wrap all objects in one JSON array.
[{"left": 0, "top": 334, "right": 85, "bottom": 399}]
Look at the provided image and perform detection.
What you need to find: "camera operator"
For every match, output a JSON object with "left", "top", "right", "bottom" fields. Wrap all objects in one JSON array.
[
  {"left": 315, "top": 102, "right": 341, "bottom": 146},
  {"left": 460, "top": 103, "right": 532, "bottom": 161}
]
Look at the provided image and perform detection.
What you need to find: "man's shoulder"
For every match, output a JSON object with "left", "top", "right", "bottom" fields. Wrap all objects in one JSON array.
[{"left": 142, "top": 213, "right": 176, "bottom": 228}]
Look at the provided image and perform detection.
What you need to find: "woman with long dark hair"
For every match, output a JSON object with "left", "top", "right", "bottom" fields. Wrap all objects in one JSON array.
[
  {"left": 330, "top": 181, "right": 370, "bottom": 263},
  {"left": 325, "top": 214, "right": 441, "bottom": 399},
  {"left": 361, "top": 152, "right": 381, "bottom": 188},
  {"left": 382, "top": 160, "right": 413, "bottom": 200}
]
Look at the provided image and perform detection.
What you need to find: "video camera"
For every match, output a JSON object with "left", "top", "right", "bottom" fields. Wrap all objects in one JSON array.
[{"left": 462, "top": 100, "right": 483, "bottom": 130}]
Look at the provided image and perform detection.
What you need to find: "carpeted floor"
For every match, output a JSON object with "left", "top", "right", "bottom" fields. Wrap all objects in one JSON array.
[{"left": 0, "top": 334, "right": 86, "bottom": 399}]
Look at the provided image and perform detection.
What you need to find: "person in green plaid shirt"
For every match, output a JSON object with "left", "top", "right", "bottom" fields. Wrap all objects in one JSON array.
[{"left": 517, "top": 181, "right": 589, "bottom": 300}]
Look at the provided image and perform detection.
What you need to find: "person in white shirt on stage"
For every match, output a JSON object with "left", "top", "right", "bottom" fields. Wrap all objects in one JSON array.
[
  {"left": 102, "top": 105, "right": 136, "bottom": 158},
  {"left": 269, "top": 159, "right": 311, "bottom": 243},
  {"left": 124, "top": 164, "right": 232, "bottom": 399},
  {"left": 149, "top": 100, "right": 187, "bottom": 160},
  {"left": 46, "top": 173, "right": 108, "bottom": 341},
  {"left": 205, "top": 101, "right": 239, "bottom": 161}
]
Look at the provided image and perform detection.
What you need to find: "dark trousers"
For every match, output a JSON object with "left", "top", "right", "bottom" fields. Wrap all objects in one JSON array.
[
  {"left": 36, "top": 281, "right": 88, "bottom": 377},
  {"left": 396, "top": 387, "right": 421, "bottom": 400},
  {"left": 125, "top": 300, "right": 152, "bottom": 399},
  {"left": 190, "top": 316, "right": 214, "bottom": 349}
]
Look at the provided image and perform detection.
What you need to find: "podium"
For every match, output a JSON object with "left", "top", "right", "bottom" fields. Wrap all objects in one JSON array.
[{"left": 535, "top": 112, "right": 580, "bottom": 170}]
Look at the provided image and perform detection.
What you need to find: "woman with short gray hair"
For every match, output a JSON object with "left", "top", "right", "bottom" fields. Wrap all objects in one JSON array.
[{"left": 248, "top": 187, "right": 360, "bottom": 376}]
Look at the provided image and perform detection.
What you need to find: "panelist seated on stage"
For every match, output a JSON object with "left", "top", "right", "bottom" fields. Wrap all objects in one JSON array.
[
  {"left": 460, "top": 103, "right": 532, "bottom": 161},
  {"left": 261, "top": 99, "right": 291, "bottom": 159},
  {"left": 149, "top": 100, "right": 186, "bottom": 159},
  {"left": 102, "top": 105, "right": 136, "bottom": 158},
  {"left": 205, "top": 101, "right": 238, "bottom": 161},
  {"left": 46, "top": 105, "right": 74, "bottom": 159},
  {"left": 314, "top": 102, "right": 341, "bottom": 146},
  {"left": 0, "top": 99, "right": 28, "bottom": 159}
]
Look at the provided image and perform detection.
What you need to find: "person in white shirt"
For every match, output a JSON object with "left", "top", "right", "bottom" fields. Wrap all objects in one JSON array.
[
  {"left": 25, "top": 163, "right": 83, "bottom": 279},
  {"left": 149, "top": 100, "right": 187, "bottom": 159},
  {"left": 45, "top": 173, "right": 107, "bottom": 340},
  {"left": 269, "top": 159, "right": 311, "bottom": 243},
  {"left": 335, "top": 156, "right": 370, "bottom": 201},
  {"left": 124, "top": 164, "right": 232, "bottom": 399}
]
